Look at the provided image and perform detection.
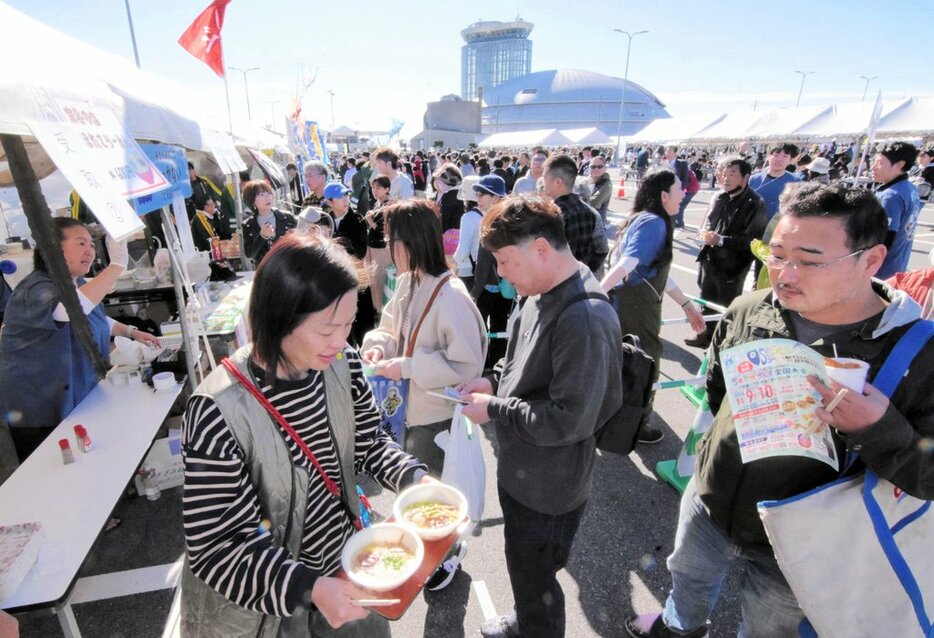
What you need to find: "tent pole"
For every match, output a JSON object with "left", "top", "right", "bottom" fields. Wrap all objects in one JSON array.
[{"left": 223, "top": 73, "right": 251, "bottom": 272}]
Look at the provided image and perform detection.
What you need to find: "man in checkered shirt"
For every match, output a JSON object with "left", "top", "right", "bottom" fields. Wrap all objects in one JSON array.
[{"left": 543, "top": 153, "right": 608, "bottom": 273}]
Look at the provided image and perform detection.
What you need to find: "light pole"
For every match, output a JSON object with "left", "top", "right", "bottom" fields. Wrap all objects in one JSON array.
[
  {"left": 228, "top": 66, "right": 260, "bottom": 121},
  {"left": 794, "top": 70, "right": 815, "bottom": 108},
  {"left": 859, "top": 75, "right": 879, "bottom": 103},
  {"left": 123, "top": 0, "right": 141, "bottom": 68},
  {"left": 327, "top": 90, "right": 336, "bottom": 133},
  {"left": 612, "top": 29, "right": 648, "bottom": 165},
  {"left": 263, "top": 100, "right": 280, "bottom": 131}
]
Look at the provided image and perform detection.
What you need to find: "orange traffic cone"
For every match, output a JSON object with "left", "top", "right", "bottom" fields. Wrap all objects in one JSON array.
[{"left": 616, "top": 177, "right": 626, "bottom": 199}]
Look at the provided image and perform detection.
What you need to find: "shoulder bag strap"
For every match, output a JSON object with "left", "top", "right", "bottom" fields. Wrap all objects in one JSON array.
[
  {"left": 870, "top": 319, "right": 934, "bottom": 398},
  {"left": 404, "top": 273, "right": 453, "bottom": 358},
  {"left": 220, "top": 358, "right": 363, "bottom": 530}
]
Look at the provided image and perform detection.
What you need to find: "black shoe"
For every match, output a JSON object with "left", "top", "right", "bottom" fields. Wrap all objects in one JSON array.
[
  {"left": 424, "top": 541, "right": 467, "bottom": 591},
  {"left": 480, "top": 612, "right": 520, "bottom": 638},
  {"left": 637, "top": 423, "right": 664, "bottom": 444},
  {"left": 683, "top": 334, "right": 711, "bottom": 349},
  {"left": 625, "top": 613, "right": 708, "bottom": 638}
]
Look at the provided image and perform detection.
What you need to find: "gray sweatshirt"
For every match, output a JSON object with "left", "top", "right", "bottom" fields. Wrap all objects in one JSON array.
[{"left": 487, "top": 265, "right": 622, "bottom": 515}]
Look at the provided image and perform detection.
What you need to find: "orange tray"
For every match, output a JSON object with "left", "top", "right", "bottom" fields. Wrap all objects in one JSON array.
[{"left": 336, "top": 519, "right": 467, "bottom": 620}]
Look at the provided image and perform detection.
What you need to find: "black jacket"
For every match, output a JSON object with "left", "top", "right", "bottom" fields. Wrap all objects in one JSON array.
[
  {"left": 439, "top": 190, "right": 465, "bottom": 233},
  {"left": 242, "top": 209, "right": 296, "bottom": 265},
  {"left": 695, "top": 285, "right": 934, "bottom": 548},
  {"left": 697, "top": 187, "right": 767, "bottom": 277},
  {"left": 333, "top": 211, "right": 368, "bottom": 260}
]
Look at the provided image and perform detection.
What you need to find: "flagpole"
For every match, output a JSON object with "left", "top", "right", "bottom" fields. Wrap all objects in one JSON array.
[
  {"left": 854, "top": 90, "right": 883, "bottom": 184},
  {"left": 222, "top": 64, "right": 251, "bottom": 271}
]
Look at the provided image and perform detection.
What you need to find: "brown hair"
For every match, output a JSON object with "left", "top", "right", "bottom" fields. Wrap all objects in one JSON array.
[
  {"left": 242, "top": 180, "right": 274, "bottom": 210},
  {"left": 480, "top": 196, "right": 567, "bottom": 252}
]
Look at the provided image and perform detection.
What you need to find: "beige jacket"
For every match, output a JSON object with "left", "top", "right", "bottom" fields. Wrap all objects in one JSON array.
[{"left": 362, "top": 271, "right": 487, "bottom": 426}]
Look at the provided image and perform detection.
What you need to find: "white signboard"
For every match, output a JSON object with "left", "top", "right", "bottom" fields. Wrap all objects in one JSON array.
[
  {"left": 203, "top": 128, "right": 246, "bottom": 175},
  {"left": 28, "top": 93, "right": 170, "bottom": 240}
]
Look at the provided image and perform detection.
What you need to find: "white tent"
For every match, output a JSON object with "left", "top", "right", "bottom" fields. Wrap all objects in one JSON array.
[
  {"left": 478, "top": 128, "right": 574, "bottom": 148},
  {"left": 742, "top": 104, "right": 832, "bottom": 139},
  {"left": 623, "top": 113, "right": 726, "bottom": 145},
  {"left": 792, "top": 99, "right": 910, "bottom": 138},
  {"left": 560, "top": 127, "right": 612, "bottom": 145},
  {"left": 877, "top": 97, "right": 934, "bottom": 136},
  {"left": 689, "top": 110, "right": 766, "bottom": 142},
  {"left": 0, "top": 2, "right": 243, "bottom": 159}
]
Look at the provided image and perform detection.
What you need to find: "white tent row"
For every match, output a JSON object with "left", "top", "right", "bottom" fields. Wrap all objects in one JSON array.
[
  {"left": 0, "top": 2, "right": 286, "bottom": 174},
  {"left": 478, "top": 128, "right": 573, "bottom": 148},
  {"left": 622, "top": 97, "right": 934, "bottom": 144}
]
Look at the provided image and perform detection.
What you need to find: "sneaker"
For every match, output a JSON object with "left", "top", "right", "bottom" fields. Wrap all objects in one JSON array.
[
  {"left": 625, "top": 613, "right": 708, "bottom": 638},
  {"left": 683, "top": 334, "right": 711, "bottom": 349},
  {"left": 637, "top": 423, "right": 664, "bottom": 444},
  {"left": 480, "top": 612, "right": 520, "bottom": 638},
  {"left": 425, "top": 541, "right": 467, "bottom": 591}
]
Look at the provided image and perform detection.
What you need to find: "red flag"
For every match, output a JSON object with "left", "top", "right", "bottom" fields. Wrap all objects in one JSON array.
[{"left": 177, "top": 0, "right": 231, "bottom": 77}]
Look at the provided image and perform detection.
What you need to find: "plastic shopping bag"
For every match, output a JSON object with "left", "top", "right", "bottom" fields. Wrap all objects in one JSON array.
[{"left": 435, "top": 405, "right": 485, "bottom": 535}]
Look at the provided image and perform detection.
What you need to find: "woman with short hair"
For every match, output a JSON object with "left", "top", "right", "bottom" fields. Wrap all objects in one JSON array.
[
  {"left": 241, "top": 179, "right": 296, "bottom": 265},
  {"left": 181, "top": 234, "right": 429, "bottom": 637}
]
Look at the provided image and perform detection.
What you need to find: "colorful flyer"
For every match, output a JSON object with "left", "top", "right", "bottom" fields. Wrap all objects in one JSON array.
[{"left": 720, "top": 338, "right": 838, "bottom": 470}]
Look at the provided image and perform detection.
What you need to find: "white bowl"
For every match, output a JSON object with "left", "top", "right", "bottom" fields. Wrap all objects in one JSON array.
[
  {"left": 341, "top": 523, "right": 423, "bottom": 592},
  {"left": 392, "top": 482, "right": 468, "bottom": 541}
]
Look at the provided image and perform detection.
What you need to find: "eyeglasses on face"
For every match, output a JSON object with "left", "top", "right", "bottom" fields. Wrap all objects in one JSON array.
[
  {"left": 590, "top": 164, "right": 605, "bottom": 169},
  {"left": 765, "top": 248, "right": 866, "bottom": 272}
]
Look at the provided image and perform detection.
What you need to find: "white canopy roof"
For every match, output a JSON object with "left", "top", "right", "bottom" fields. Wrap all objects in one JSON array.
[
  {"left": 623, "top": 113, "right": 726, "bottom": 145},
  {"left": 559, "top": 127, "right": 612, "bottom": 145},
  {"left": 478, "top": 128, "right": 574, "bottom": 148},
  {"left": 875, "top": 97, "right": 934, "bottom": 136},
  {"left": 0, "top": 2, "right": 252, "bottom": 155}
]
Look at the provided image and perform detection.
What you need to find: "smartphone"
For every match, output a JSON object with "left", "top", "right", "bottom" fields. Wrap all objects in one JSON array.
[{"left": 427, "top": 387, "right": 469, "bottom": 405}]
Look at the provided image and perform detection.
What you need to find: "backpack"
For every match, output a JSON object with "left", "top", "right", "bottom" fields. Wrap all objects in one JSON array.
[
  {"left": 685, "top": 166, "right": 701, "bottom": 193},
  {"left": 561, "top": 292, "right": 657, "bottom": 455}
]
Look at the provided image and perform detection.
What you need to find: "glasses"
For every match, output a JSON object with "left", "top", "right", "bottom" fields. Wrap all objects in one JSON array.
[
  {"left": 766, "top": 249, "right": 866, "bottom": 272},
  {"left": 531, "top": 156, "right": 547, "bottom": 163},
  {"left": 591, "top": 164, "right": 605, "bottom": 169}
]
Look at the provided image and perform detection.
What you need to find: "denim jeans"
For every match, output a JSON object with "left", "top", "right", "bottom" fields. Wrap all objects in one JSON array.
[
  {"left": 662, "top": 480, "right": 804, "bottom": 638},
  {"left": 673, "top": 191, "right": 697, "bottom": 227},
  {"left": 499, "top": 484, "right": 586, "bottom": 638}
]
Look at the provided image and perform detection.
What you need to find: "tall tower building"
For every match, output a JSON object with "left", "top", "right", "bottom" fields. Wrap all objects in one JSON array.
[{"left": 461, "top": 19, "right": 533, "bottom": 101}]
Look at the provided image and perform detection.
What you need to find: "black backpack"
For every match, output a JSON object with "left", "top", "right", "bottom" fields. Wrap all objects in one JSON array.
[{"left": 561, "top": 292, "right": 657, "bottom": 455}]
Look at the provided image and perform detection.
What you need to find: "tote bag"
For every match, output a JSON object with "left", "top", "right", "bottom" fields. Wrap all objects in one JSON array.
[{"left": 758, "top": 320, "right": 934, "bottom": 638}]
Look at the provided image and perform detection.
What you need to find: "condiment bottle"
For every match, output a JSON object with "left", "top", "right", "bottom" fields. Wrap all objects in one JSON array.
[
  {"left": 73, "top": 424, "right": 93, "bottom": 453},
  {"left": 59, "top": 439, "right": 75, "bottom": 464}
]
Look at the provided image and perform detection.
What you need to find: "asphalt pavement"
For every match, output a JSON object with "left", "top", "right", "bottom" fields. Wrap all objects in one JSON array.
[{"left": 14, "top": 175, "right": 933, "bottom": 637}]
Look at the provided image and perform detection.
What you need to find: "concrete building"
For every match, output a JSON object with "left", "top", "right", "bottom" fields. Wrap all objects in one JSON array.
[
  {"left": 481, "top": 68, "right": 670, "bottom": 136},
  {"left": 410, "top": 95, "right": 482, "bottom": 151},
  {"left": 461, "top": 19, "right": 533, "bottom": 101}
]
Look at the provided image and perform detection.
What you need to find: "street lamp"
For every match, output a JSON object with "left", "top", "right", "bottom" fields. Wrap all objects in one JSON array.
[
  {"left": 228, "top": 66, "right": 260, "bottom": 121},
  {"left": 123, "top": 0, "right": 141, "bottom": 68},
  {"left": 859, "top": 75, "right": 879, "bottom": 103},
  {"left": 794, "top": 70, "right": 815, "bottom": 108},
  {"left": 612, "top": 29, "right": 649, "bottom": 165},
  {"left": 327, "top": 90, "right": 336, "bottom": 134}
]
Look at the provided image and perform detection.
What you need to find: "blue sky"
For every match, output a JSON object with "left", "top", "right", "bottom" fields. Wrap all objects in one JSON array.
[{"left": 4, "top": 0, "right": 933, "bottom": 141}]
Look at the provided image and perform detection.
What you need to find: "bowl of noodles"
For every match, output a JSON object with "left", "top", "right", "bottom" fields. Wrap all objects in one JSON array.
[
  {"left": 393, "top": 483, "right": 468, "bottom": 541},
  {"left": 341, "top": 523, "right": 424, "bottom": 592}
]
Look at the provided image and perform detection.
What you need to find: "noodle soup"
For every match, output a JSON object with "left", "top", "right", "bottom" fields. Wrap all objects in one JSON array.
[
  {"left": 393, "top": 483, "right": 468, "bottom": 541},
  {"left": 403, "top": 501, "right": 461, "bottom": 530},
  {"left": 341, "top": 523, "right": 424, "bottom": 592}
]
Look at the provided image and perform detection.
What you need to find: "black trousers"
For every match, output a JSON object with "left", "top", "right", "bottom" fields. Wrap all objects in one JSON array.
[
  {"left": 697, "top": 262, "right": 747, "bottom": 338},
  {"left": 475, "top": 290, "right": 512, "bottom": 369},
  {"left": 500, "top": 484, "right": 587, "bottom": 638}
]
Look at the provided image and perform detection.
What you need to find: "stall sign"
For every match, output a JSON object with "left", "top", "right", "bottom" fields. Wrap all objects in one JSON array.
[
  {"left": 203, "top": 128, "right": 246, "bottom": 175},
  {"left": 28, "top": 93, "right": 169, "bottom": 240},
  {"left": 133, "top": 144, "right": 193, "bottom": 215}
]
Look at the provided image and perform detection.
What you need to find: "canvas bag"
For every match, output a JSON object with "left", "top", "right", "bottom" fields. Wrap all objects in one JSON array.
[
  {"left": 435, "top": 404, "right": 485, "bottom": 536},
  {"left": 758, "top": 319, "right": 934, "bottom": 638}
]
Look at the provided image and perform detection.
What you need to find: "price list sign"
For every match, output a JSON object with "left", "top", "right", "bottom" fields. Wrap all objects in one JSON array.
[{"left": 720, "top": 338, "right": 838, "bottom": 470}]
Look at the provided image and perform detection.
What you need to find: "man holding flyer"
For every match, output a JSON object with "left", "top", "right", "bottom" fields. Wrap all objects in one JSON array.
[{"left": 626, "top": 182, "right": 934, "bottom": 638}]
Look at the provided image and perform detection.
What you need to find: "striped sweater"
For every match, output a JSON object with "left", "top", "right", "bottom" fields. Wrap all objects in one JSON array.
[{"left": 181, "top": 349, "right": 426, "bottom": 615}]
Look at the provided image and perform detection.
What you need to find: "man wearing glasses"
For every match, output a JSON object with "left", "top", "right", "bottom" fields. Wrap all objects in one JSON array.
[
  {"left": 626, "top": 181, "right": 934, "bottom": 638},
  {"left": 512, "top": 148, "right": 548, "bottom": 195}
]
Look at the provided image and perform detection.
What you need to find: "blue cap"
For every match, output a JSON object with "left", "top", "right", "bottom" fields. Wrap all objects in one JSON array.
[
  {"left": 472, "top": 174, "right": 507, "bottom": 198},
  {"left": 323, "top": 182, "right": 352, "bottom": 200}
]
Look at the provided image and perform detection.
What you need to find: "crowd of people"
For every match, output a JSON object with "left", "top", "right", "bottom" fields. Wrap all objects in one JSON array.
[{"left": 2, "top": 132, "right": 933, "bottom": 637}]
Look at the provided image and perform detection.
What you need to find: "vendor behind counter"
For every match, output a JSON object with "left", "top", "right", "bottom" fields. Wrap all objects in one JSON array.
[{"left": 0, "top": 218, "right": 159, "bottom": 464}]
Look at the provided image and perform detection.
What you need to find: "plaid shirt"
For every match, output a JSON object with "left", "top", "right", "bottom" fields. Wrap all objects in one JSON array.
[{"left": 555, "top": 193, "right": 598, "bottom": 270}]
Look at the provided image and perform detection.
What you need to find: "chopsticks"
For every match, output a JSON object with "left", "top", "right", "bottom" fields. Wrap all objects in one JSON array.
[{"left": 351, "top": 598, "right": 400, "bottom": 607}]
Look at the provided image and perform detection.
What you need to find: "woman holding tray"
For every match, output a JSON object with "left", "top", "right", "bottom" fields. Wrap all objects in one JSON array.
[{"left": 180, "top": 233, "right": 430, "bottom": 636}]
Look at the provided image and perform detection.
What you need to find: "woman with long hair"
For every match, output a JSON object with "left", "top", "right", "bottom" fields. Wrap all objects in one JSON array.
[
  {"left": 362, "top": 200, "right": 487, "bottom": 473},
  {"left": 181, "top": 234, "right": 430, "bottom": 636},
  {"left": 601, "top": 169, "right": 705, "bottom": 443}
]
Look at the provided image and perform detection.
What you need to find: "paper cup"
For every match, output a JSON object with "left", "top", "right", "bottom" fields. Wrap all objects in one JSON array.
[
  {"left": 824, "top": 358, "right": 869, "bottom": 392},
  {"left": 152, "top": 371, "right": 176, "bottom": 392}
]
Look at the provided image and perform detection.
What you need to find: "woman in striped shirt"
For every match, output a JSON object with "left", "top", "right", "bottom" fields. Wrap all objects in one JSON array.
[{"left": 180, "top": 234, "right": 429, "bottom": 637}]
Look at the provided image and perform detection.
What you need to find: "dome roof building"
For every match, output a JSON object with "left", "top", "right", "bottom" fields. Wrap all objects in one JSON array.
[{"left": 481, "top": 68, "right": 670, "bottom": 137}]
